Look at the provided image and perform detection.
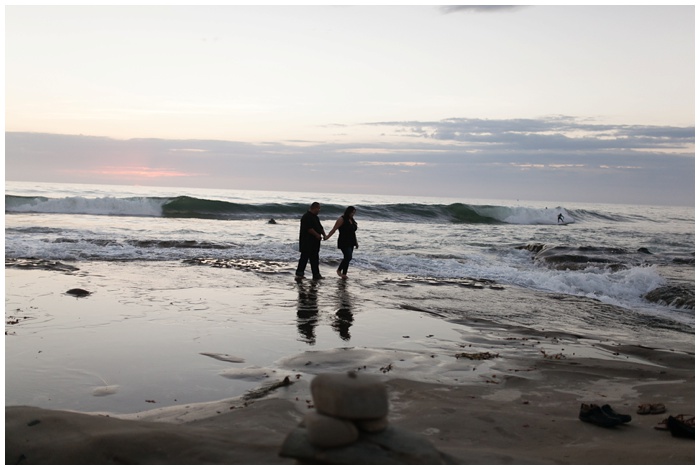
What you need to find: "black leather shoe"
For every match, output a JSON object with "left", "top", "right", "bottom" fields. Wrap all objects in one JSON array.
[
  {"left": 601, "top": 404, "right": 632, "bottom": 423},
  {"left": 579, "top": 404, "right": 623, "bottom": 427},
  {"left": 667, "top": 415, "right": 695, "bottom": 439}
]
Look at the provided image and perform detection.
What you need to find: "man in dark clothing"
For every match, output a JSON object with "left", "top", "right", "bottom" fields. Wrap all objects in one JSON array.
[{"left": 295, "top": 202, "right": 326, "bottom": 281}]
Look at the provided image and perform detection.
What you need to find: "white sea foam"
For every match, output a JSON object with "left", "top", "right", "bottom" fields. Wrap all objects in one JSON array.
[
  {"left": 475, "top": 205, "right": 572, "bottom": 225},
  {"left": 362, "top": 249, "right": 669, "bottom": 314},
  {"left": 7, "top": 196, "right": 165, "bottom": 217}
]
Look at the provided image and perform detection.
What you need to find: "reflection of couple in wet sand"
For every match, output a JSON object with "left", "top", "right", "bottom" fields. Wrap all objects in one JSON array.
[{"left": 296, "top": 281, "right": 354, "bottom": 344}]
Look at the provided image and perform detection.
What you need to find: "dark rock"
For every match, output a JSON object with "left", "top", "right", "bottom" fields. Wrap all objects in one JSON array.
[
  {"left": 128, "top": 240, "right": 231, "bottom": 250},
  {"left": 6, "top": 259, "right": 79, "bottom": 272},
  {"left": 644, "top": 285, "right": 694, "bottom": 310},
  {"left": 181, "top": 258, "right": 289, "bottom": 274},
  {"left": 65, "top": 288, "right": 91, "bottom": 298},
  {"left": 517, "top": 244, "right": 642, "bottom": 273},
  {"left": 516, "top": 243, "right": 546, "bottom": 254}
]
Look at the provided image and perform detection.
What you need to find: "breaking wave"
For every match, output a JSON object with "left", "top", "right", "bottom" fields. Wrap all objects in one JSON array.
[{"left": 6, "top": 194, "right": 639, "bottom": 225}]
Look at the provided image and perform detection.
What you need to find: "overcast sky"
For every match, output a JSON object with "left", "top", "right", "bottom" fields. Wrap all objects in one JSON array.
[{"left": 5, "top": 5, "right": 695, "bottom": 206}]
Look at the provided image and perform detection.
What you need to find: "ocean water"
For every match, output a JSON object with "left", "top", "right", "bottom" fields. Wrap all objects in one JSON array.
[{"left": 5, "top": 180, "right": 695, "bottom": 331}]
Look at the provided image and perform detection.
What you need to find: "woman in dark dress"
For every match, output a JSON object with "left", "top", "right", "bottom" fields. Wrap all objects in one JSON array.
[{"left": 325, "top": 206, "right": 358, "bottom": 280}]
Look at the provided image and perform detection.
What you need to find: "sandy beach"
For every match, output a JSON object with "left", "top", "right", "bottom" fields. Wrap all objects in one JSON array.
[{"left": 5, "top": 260, "right": 695, "bottom": 464}]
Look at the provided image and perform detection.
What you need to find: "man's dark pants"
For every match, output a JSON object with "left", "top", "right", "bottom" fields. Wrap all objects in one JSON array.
[{"left": 296, "top": 251, "right": 321, "bottom": 279}]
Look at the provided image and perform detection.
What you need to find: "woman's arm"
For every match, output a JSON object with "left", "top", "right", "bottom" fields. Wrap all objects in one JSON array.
[{"left": 325, "top": 216, "right": 344, "bottom": 240}]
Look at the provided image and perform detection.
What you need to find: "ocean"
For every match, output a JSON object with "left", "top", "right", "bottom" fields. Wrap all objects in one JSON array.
[
  {"left": 6, "top": 180, "right": 694, "bottom": 329},
  {"left": 5, "top": 180, "right": 695, "bottom": 414}
]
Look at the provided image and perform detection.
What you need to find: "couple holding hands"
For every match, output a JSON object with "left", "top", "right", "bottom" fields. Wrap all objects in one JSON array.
[{"left": 295, "top": 203, "right": 358, "bottom": 281}]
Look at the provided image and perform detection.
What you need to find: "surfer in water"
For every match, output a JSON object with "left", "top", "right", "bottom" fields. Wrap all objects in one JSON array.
[{"left": 557, "top": 213, "right": 565, "bottom": 224}]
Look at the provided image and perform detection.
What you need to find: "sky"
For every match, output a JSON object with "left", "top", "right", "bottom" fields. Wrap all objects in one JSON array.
[{"left": 4, "top": 5, "right": 696, "bottom": 206}]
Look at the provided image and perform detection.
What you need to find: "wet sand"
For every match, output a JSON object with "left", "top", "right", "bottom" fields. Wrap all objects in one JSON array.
[{"left": 5, "top": 261, "right": 695, "bottom": 464}]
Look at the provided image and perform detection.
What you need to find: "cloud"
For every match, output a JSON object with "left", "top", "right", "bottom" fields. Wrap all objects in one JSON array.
[
  {"left": 168, "top": 148, "right": 208, "bottom": 153},
  {"left": 74, "top": 166, "right": 200, "bottom": 178},
  {"left": 364, "top": 117, "right": 694, "bottom": 153},
  {"left": 4, "top": 119, "right": 695, "bottom": 206},
  {"left": 359, "top": 161, "right": 429, "bottom": 167},
  {"left": 439, "top": 5, "right": 524, "bottom": 14}
]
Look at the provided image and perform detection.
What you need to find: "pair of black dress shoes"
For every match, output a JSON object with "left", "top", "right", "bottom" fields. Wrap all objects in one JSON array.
[{"left": 579, "top": 403, "right": 632, "bottom": 427}]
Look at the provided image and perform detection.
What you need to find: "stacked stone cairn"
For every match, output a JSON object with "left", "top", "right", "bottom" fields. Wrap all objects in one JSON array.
[{"left": 279, "top": 371, "right": 458, "bottom": 464}]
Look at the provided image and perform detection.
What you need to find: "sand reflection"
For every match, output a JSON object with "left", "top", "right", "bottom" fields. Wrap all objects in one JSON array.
[
  {"left": 296, "top": 281, "right": 319, "bottom": 344},
  {"left": 332, "top": 281, "right": 354, "bottom": 341},
  {"left": 296, "top": 280, "right": 355, "bottom": 344}
]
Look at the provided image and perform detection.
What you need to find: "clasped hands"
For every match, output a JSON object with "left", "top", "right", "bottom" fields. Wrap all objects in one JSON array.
[{"left": 319, "top": 233, "right": 358, "bottom": 248}]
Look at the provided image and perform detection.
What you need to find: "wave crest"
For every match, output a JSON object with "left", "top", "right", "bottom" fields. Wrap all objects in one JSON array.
[{"left": 6, "top": 194, "right": 639, "bottom": 225}]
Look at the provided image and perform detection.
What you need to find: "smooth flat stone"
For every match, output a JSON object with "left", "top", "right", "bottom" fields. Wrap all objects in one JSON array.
[{"left": 311, "top": 372, "right": 388, "bottom": 420}]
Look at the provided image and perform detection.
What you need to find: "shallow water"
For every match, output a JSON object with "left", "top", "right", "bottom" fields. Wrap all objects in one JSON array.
[
  {"left": 4, "top": 262, "right": 470, "bottom": 413},
  {"left": 5, "top": 258, "right": 693, "bottom": 414}
]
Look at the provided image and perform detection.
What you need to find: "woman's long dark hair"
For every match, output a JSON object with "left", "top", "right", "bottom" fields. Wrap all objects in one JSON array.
[{"left": 343, "top": 206, "right": 356, "bottom": 224}]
